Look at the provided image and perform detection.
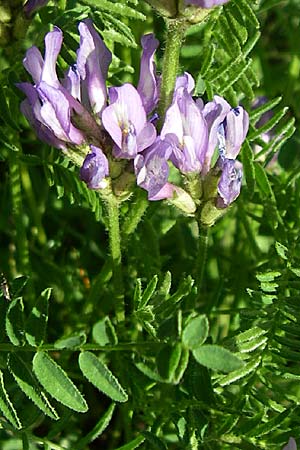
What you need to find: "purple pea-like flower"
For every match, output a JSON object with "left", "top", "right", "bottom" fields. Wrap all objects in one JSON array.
[
  {"left": 175, "top": 72, "right": 195, "bottom": 94},
  {"left": 23, "top": 26, "right": 62, "bottom": 88},
  {"left": 134, "top": 138, "right": 174, "bottom": 200},
  {"left": 185, "top": 0, "right": 229, "bottom": 7},
  {"left": 24, "top": 0, "right": 49, "bottom": 17},
  {"left": 137, "top": 34, "right": 160, "bottom": 115},
  {"left": 80, "top": 145, "right": 109, "bottom": 189},
  {"left": 19, "top": 27, "right": 85, "bottom": 147},
  {"left": 77, "top": 19, "right": 112, "bottom": 115},
  {"left": 217, "top": 105, "right": 249, "bottom": 160},
  {"left": 19, "top": 83, "right": 66, "bottom": 149},
  {"left": 283, "top": 438, "right": 297, "bottom": 450},
  {"left": 102, "top": 83, "right": 156, "bottom": 159},
  {"left": 200, "top": 95, "right": 249, "bottom": 174},
  {"left": 217, "top": 158, "right": 242, "bottom": 208},
  {"left": 201, "top": 95, "right": 231, "bottom": 174},
  {"left": 62, "top": 66, "right": 81, "bottom": 102},
  {"left": 161, "top": 82, "right": 208, "bottom": 174}
]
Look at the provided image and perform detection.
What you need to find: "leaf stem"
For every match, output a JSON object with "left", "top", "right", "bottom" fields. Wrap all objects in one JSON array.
[
  {"left": 0, "top": 342, "right": 163, "bottom": 352},
  {"left": 157, "top": 18, "right": 187, "bottom": 126}
]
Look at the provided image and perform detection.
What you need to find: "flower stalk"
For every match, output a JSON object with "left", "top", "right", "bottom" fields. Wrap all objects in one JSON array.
[
  {"left": 101, "top": 189, "right": 125, "bottom": 323},
  {"left": 157, "top": 18, "right": 187, "bottom": 126},
  {"left": 195, "top": 220, "right": 209, "bottom": 297}
]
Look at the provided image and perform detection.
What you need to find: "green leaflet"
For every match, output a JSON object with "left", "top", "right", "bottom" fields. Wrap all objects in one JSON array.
[
  {"left": 32, "top": 352, "right": 88, "bottom": 413},
  {"left": 8, "top": 353, "right": 58, "bottom": 420},
  {"left": 0, "top": 370, "right": 22, "bottom": 429},
  {"left": 79, "top": 352, "right": 128, "bottom": 402},
  {"left": 241, "top": 140, "right": 255, "bottom": 194},
  {"left": 192, "top": 345, "right": 244, "bottom": 373},
  {"left": 156, "top": 343, "right": 183, "bottom": 382},
  {"left": 173, "top": 347, "right": 189, "bottom": 384},
  {"left": 46, "top": 158, "right": 103, "bottom": 221},
  {"left": 5, "top": 297, "right": 25, "bottom": 346},
  {"left": 115, "top": 435, "right": 145, "bottom": 450},
  {"left": 0, "top": 85, "right": 20, "bottom": 130},
  {"left": 25, "top": 288, "right": 51, "bottom": 346},
  {"left": 138, "top": 275, "right": 158, "bottom": 309},
  {"left": 135, "top": 362, "right": 165, "bottom": 383},
  {"left": 154, "top": 276, "right": 194, "bottom": 318},
  {"left": 275, "top": 241, "right": 289, "bottom": 260},
  {"left": 80, "top": 0, "right": 145, "bottom": 20},
  {"left": 254, "top": 162, "right": 273, "bottom": 198},
  {"left": 247, "top": 408, "right": 291, "bottom": 438},
  {"left": 142, "top": 431, "right": 167, "bottom": 450},
  {"left": 217, "top": 357, "right": 261, "bottom": 387},
  {"left": 54, "top": 332, "right": 87, "bottom": 350},
  {"left": 182, "top": 315, "right": 209, "bottom": 350},
  {"left": 92, "top": 317, "right": 118, "bottom": 346},
  {"left": 249, "top": 107, "right": 289, "bottom": 141},
  {"left": 74, "top": 403, "right": 115, "bottom": 450}
]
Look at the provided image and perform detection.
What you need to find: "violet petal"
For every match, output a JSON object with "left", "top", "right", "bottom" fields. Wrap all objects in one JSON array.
[
  {"left": 137, "top": 33, "right": 159, "bottom": 114},
  {"left": 102, "top": 84, "right": 156, "bottom": 159},
  {"left": 202, "top": 95, "right": 231, "bottom": 174},
  {"left": 223, "top": 106, "right": 249, "bottom": 159},
  {"left": 80, "top": 145, "right": 109, "bottom": 189},
  {"left": 175, "top": 72, "right": 195, "bottom": 94},
  {"left": 77, "top": 19, "right": 112, "bottom": 115},
  {"left": 41, "top": 27, "right": 63, "bottom": 88},
  {"left": 217, "top": 158, "right": 242, "bottom": 208},
  {"left": 38, "top": 81, "right": 84, "bottom": 145},
  {"left": 18, "top": 82, "right": 66, "bottom": 149},
  {"left": 134, "top": 138, "right": 173, "bottom": 200},
  {"left": 185, "top": 0, "right": 229, "bottom": 7},
  {"left": 62, "top": 66, "right": 81, "bottom": 102},
  {"left": 24, "top": 0, "right": 49, "bottom": 17},
  {"left": 161, "top": 86, "right": 208, "bottom": 173},
  {"left": 23, "top": 46, "right": 44, "bottom": 85},
  {"left": 282, "top": 438, "right": 297, "bottom": 450}
]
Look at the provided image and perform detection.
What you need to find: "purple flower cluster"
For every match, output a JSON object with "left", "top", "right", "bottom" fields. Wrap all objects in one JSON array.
[{"left": 19, "top": 19, "right": 248, "bottom": 213}]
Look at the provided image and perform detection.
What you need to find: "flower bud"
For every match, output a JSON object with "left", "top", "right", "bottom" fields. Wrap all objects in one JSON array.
[
  {"left": 184, "top": 173, "right": 203, "bottom": 203},
  {"left": 200, "top": 201, "right": 225, "bottom": 227},
  {"left": 113, "top": 171, "right": 136, "bottom": 200},
  {"left": 167, "top": 186, "right": 197, "bottom": 215},
  {"left": 145, "top": 0, "right": 177, "bottom": 18}
]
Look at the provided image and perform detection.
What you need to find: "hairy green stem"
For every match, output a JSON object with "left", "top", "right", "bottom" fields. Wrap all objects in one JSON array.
[
  {"left": 9, "top": 155, "right": 30, "bottom": 275},
  {"left": 158, "top": 18, "right": 187, "bottom": 126},
  {"left": 121, "top": 189, "right": 148, "bottom": 243},
  {"left": 195, "top": 222, "right": 209, "bottom": 297},
  {"left": 103, "top": 192, "right": 125, "bottom": 323}
]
